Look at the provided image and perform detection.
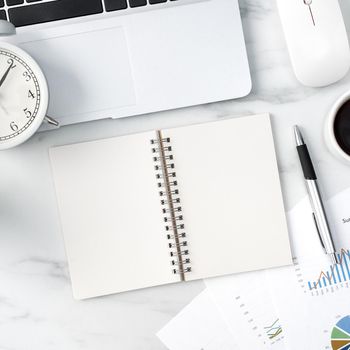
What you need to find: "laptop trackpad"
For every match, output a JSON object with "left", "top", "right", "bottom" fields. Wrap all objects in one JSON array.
[{"left": 21, "top": 27, "right": 136, "bottom": 120}]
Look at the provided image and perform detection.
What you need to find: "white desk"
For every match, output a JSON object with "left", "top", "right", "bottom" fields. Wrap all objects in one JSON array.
[{"left": 0, "top": 1, "right": 350, "bottom": 349}]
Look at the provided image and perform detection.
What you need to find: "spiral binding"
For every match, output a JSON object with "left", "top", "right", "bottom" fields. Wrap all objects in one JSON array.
[{"left": 151, "top": 130, "right": 191, "bottom": 281}]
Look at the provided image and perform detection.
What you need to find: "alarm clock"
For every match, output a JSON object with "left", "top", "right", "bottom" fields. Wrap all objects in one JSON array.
[{"left": 0, "top": 20, "right": 58, "bottom": 150}]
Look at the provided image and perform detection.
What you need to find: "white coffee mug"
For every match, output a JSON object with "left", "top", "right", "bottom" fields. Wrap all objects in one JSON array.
[{"left": 325, "top": 91, "right": 350, "bottom": 164}]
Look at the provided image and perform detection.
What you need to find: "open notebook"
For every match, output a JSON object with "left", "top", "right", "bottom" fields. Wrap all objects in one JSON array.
[{"left": 50, "top": 114, "right": 292, "bottom": 299}]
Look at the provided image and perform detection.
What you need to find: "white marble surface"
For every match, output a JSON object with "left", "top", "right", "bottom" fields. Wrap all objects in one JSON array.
[{"left": 1, "top": 1, "right": 350, "bottom": 349}]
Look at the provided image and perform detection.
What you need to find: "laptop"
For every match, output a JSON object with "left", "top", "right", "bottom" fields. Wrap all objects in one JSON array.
[{"left": 2, "top": 0, "right": 251, "bottom": 127}]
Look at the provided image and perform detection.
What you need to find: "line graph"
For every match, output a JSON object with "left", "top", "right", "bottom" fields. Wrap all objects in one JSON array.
[{"left": 264, "top": 319, "right": 282, "bottom": 339}]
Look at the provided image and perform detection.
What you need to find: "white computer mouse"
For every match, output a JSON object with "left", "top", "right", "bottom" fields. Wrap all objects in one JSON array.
[{"left": 276, "top": 0, "right": 350, "bottom": 87}]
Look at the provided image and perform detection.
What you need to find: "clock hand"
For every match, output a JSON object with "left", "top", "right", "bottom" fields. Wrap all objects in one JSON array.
[{"left": 0, "top": 59, "right": 14, "bottom": 87}]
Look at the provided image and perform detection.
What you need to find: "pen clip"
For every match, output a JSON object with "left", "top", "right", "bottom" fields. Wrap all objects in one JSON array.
[{"left": 312, "top": 212, "right": 325, "bottom": 252}]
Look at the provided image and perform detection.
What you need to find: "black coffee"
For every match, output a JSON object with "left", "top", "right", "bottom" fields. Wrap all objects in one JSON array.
[{"left": 334, "top": 99, "right": 350, "bottom": 156}]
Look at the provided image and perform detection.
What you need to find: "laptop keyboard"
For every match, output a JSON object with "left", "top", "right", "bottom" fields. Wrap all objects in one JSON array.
[{"left": 0, "top": 0, "right": 177, "bottom": 27}]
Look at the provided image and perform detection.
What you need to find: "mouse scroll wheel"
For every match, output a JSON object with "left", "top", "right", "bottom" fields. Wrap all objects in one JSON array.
[{"left": 303, "top": 0, "right": 312, "bottom": 5}]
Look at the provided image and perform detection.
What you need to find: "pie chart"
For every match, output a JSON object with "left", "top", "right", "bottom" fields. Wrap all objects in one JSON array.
[{"left": 331, "top": 316, "right": 350, "bottom": 350}]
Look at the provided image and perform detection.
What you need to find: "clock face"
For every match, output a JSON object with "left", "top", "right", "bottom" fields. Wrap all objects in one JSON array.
[{"left": 0, "top": 48, "right": 44, "bottom": 143}]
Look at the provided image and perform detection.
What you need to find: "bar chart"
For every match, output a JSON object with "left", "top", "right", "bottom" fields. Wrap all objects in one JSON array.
[{"left": 307, "top": 249, "right": 350, "bottom": 291}]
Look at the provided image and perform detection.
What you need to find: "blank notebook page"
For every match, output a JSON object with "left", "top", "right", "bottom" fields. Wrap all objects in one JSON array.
[
  {"left": 50, "top": 114, "right": 292, "bottom": 299},
  {"left": 50, "top": 131, "right": 178, "bottom": 299},
  {"left": 164, "top": 114, "right": 292, "bottom": 280}
]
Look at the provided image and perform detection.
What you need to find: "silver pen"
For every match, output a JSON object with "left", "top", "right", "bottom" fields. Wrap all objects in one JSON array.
[{"left": 294, "top": 126, "right": 339, "bottom": 265}]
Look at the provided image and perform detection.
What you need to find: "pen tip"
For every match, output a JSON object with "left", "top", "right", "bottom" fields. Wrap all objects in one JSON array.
[{"left": 330, "top": 253, "right": 340, "bottom": 265}]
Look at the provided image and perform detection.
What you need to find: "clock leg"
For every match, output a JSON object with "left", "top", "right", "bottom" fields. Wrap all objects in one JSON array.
[{"left": 44, "top": 115, "right": 60, "bottom": 127}]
